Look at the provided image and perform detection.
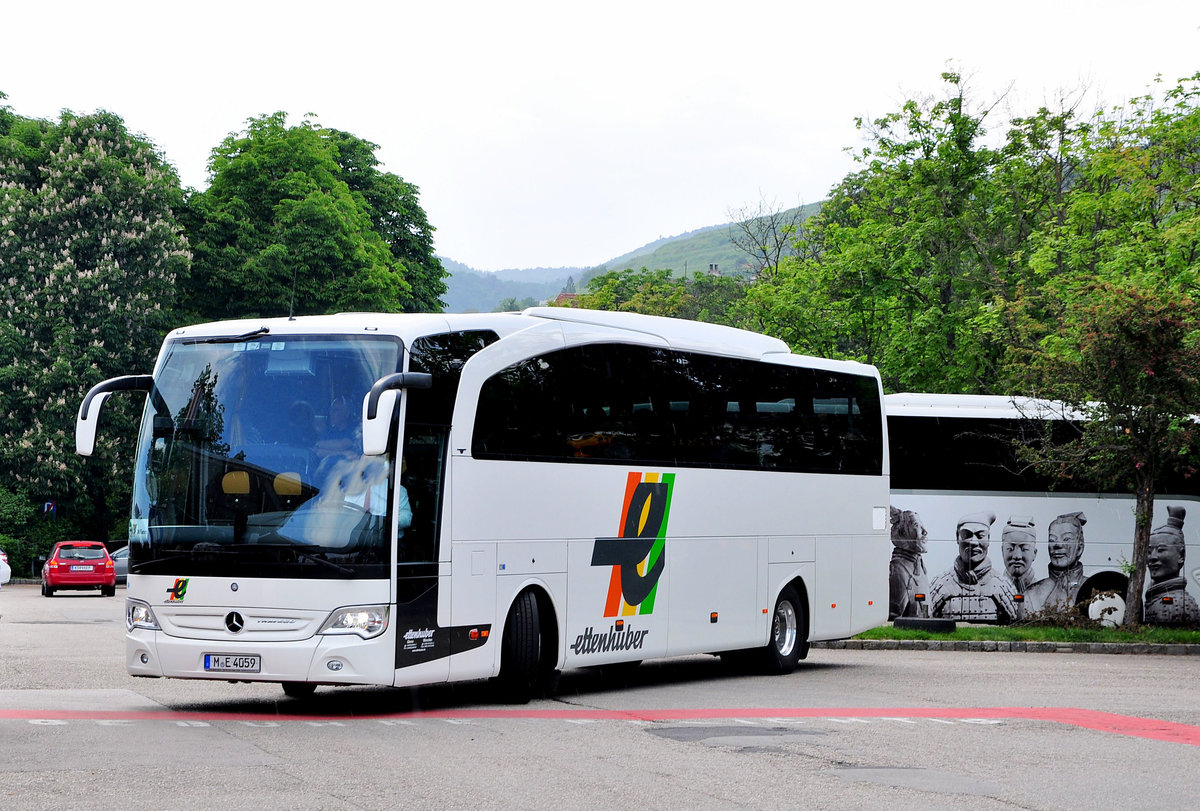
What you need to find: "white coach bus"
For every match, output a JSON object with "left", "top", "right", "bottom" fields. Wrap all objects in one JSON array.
[
  {"left": 886, "top": 393, "right": 1200, "bottom": 626},
  {"left": 77, "top": 308, "right": 890, "bottom": 699}
]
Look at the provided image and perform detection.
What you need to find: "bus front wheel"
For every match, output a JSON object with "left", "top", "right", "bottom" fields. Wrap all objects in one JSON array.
[
  {"left": 761, "top": 584, "right": 806, "bottom": 675},
  {"left": 498, "top": 590, "right": 543, "bottom": 704},
  {"left": 282, "top": 682, "right": 317, "bottom": 699}
]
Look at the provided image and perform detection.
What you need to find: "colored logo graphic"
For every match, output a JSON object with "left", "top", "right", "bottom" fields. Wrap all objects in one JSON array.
[
  {"left": 166, "top": 578, "right": 189, "bottom": 602},
  {"left": 591, "top": 472, "right": 674, "bottom": 617}
]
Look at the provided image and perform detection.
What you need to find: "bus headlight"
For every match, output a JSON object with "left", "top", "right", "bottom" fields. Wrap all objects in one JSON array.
[
  {"left": 126, "top": 599, "right": 160, "bottom": 631},
  {"left": 318, "top": 605, "right": 389, "bottom": 639}
]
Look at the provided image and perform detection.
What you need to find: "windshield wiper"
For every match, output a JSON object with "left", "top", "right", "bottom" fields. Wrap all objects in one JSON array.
[
  {"left": 252, "top": 543, "right": 354, "bottom": 575},
  {"left": 199, "top": 326, "right": 270, "bottom": 344},
  {"left": 291, "top": 549, "right": 354, "bottom": 575}
]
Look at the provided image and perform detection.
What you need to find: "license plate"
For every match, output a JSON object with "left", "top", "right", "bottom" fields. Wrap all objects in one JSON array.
[
  {"left": 70, "top": 565, "right": 93, "bottom": 572},
  {"left": 204, "top": 654, "right": 261, "bottom": 673}
]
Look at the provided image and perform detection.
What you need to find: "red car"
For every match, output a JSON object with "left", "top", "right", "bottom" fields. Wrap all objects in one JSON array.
[{"left": 42, "top": 541, "right": 117, "bottom": 597}]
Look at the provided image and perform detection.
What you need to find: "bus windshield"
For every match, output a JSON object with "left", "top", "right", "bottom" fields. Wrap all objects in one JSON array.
[{"left": 129, "top": 334, "right": 402, "bottom": 579}]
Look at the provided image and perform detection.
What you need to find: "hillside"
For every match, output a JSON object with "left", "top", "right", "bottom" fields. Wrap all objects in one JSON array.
[
  {"left": 441, "top": 203, "right": 821, "bottom": 312},
  {"left": 440, "top": 259, "right": 583, "bottom": 312}
]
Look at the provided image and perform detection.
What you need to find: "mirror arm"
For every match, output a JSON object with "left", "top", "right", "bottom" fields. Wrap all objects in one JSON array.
[
  {"left": 80, "top": 375, "right": 154, "bottom": 422},
  {"left": 366, "top": 372, "right": 432, "bottom": 420}
]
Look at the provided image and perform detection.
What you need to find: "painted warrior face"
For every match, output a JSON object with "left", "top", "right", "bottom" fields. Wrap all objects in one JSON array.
[
  {"left": 1048, "top": 521, "right": 1084, "bottom": 567},
  {"left": 957, "top": 524, "right": 990, "bottom": 567},
  {"left": 1147, "top": 537, "right": 1185, "bottom": 583},
  {"left": 1003, "top": 541, "right": 1036, "bottom": 578}
]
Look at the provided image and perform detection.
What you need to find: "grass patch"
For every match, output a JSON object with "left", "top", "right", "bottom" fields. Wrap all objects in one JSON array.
[{"left": 857, "top": 624, "right": 1200, "bottom": 645}]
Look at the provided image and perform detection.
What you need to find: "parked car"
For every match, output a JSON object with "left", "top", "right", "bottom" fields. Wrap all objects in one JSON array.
[
  {"left": 41, "top": 541, "right": 116, "bottom": 597},
  {"left": 0, "top": 548, "right": 11, "bottom": 585},
  {"left": 110, "top": 545, "right": 129, "bottom": 586}
]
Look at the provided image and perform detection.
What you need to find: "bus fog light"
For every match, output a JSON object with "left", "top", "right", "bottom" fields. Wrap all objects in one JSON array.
[
  {"left": 318, "top": 605, "right": 389, "bottom": 639},
  {"left": 140, "top": 653, "right": 149, "bottom": 664},
  {"left": 327, "top": 660, "right": 344, "bottom": 672}
]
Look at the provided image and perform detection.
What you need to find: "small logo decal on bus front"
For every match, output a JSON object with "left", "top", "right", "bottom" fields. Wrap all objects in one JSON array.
[
  {"left": 591, "top": 472, "right": 674, "bottom": 617},
  {"left": 166, "top": 578, "right": 189, "bottom": 602}
]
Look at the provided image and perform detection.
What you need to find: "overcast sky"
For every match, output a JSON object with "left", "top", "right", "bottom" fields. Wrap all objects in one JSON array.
[{"left": 3, "top": 1, "right": 1198, "bottom": 271}]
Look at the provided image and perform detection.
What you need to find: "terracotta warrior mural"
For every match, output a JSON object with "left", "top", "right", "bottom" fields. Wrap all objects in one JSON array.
[
  {"left": 1144, "top": 506, "right": 1200, "bottom": 625},
  {"left": 886, "top": 502, "right": 1199, "bottom": 627},
  {"left": 888, "top": 507, "right": 929, "bottom": 619},
  {"left": 927, "top": 511, "right": 1020, "bottom": 623}
]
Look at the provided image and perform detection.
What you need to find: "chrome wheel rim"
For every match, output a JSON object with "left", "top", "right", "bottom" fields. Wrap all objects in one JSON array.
[{"left": 773, "top": 600, "right": 797, "bottom": 657}]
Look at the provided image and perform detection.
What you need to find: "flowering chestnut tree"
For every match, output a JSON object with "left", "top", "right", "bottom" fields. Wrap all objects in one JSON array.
[{"left": 0, "top": 101, "right": 189, "bottom": 542}]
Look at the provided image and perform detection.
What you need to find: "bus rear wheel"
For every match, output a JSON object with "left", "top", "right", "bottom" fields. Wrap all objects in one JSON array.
[
  {"left": 498, "top": 590, "right": 544, "bottom": 704},
  {"left": 761, "top": 584, "right": 806, "bottom": 675}
]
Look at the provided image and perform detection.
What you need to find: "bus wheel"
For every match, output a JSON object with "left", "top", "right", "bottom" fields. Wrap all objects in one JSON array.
[
  {"left": 498, "top": 590, "right": 542, "bottom": 704},
  {"left": 762, "top": 585, "right": 805, "bottom": 675},
  {"left": 282, "top": 682, "right": 317, "bottom": 699}
]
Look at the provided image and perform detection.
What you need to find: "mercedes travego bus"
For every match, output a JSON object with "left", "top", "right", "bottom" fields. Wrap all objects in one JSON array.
[{"left": 77, "top": 308, "right": 890, "bottom": 700}]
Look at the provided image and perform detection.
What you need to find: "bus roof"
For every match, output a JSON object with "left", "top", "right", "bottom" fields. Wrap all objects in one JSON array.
[
  {"left": 164, "top": 309, "right": 878, "bottom": 375},
  {"left": 522, "top": 306, "right": 792, "bottom": 356},
  {"left": 884, "top": 392, "right": 1079, "bottom": 420},
  {"left": 163, "top": 312, "right": 534, "bottom": 345}
]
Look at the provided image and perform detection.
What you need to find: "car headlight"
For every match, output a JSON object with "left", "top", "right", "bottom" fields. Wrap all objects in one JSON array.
[
  {"left": 126, "top": 599, "right": 160, "bottom": 631},
  {"left": 318, "top": 605, "right": 389, "bottom": 639}
]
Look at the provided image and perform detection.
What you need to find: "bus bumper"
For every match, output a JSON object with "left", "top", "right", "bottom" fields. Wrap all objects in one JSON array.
[{"left": 126, "top": 627, "right": 396, "bottom": 686}]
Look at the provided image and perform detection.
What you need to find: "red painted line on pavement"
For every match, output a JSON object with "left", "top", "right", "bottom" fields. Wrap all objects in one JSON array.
[{"left": 3, "top": 705, "right": 1198, "bottom": 745}]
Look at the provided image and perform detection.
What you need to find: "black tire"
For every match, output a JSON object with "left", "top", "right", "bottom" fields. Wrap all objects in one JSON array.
[
  {"left": 101, "top": 585, "right": 116, "bottom": 597},
  {"left": 761, "top": 584, "right": 806, "bottom": 675},
  {"left": 281, "top": 682, "right": 317, "bottom": 699},
  {"left": 42, "top": 582, "right": 53, "bottom": 598},
  {"left": 498, "top": 590, "right": 542, "bottom": 704}
]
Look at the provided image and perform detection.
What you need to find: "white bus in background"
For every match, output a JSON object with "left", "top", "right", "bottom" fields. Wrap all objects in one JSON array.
[
  {"left": 77, "top": 308, "right": 890, "bottom": 700},
  {"left": 885, "top": 393, "right": 1200, "bottom": 626}
]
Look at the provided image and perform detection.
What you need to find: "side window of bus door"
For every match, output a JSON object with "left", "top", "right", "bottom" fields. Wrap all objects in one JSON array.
[{"left": 399, "top": 427, "right": 447, "bottom": 563}]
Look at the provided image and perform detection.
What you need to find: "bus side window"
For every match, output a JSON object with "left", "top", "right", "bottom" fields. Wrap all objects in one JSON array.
[{"left": 399, "top": 429, "right": 447, "bottom": 563}]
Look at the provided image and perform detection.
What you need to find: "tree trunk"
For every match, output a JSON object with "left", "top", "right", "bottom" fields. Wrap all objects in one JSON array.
[{"left": 1124, "top": 483, "right": 1154, "bottom": 627}]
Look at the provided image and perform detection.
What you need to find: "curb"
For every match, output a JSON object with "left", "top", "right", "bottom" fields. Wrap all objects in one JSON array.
[{"left": 812, "top": 639, "right": 1200, "bottom": 655}]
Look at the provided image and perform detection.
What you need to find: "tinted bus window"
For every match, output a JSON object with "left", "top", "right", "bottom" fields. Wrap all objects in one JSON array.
[
  {"left": 473, "top": 343, "right": 882, "bottom": 475},
  {"left": 407, "top": 330, "right": 499, "bottom": 425}
]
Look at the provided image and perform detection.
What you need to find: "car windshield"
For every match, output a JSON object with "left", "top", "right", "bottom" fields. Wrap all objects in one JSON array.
[
  {"left": 59, "top": 546, "right": 106, "bottom": 560},
  {"left": 129, "top": 334, "right": 402, "bottom": 580}
]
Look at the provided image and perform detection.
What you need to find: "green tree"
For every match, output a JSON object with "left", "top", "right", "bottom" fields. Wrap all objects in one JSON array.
[
  {"left": 325, "top": 129, "right": 447, "bottom": 312},
  {"left": 568, "top": 267, "right": 745, "bottom": 325},
  {"left": 182, "top": 113, "right": 443, "bottom": 320},
  {"left": 0, "top": 103, "right": 188, "bottom": 543},
  {"left": 493, "top": 296, "right": 537, "bottom": 312},
  {"left": 0, "top": 484, "right": 36, "bottom": 577},
  {"left": 571, "top": 268, "right": 689, "bottom": 316},
  {"left": 1008, "top": 73, "right": 1200, "bottom": 625},
  {"left": 1010, "top": 280, "right": 1200, "bottom": 626},
  {"left": 758, "top": 73, "right": 1085, "bottom": 391}
]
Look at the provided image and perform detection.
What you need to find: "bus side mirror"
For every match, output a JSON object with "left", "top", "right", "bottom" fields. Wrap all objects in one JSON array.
[
  {"left": 76, "top": 375, "right": 154, "bottom": 456},
  {"left": 363, "top": 372, "right": 432, "bottom": 456}
]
